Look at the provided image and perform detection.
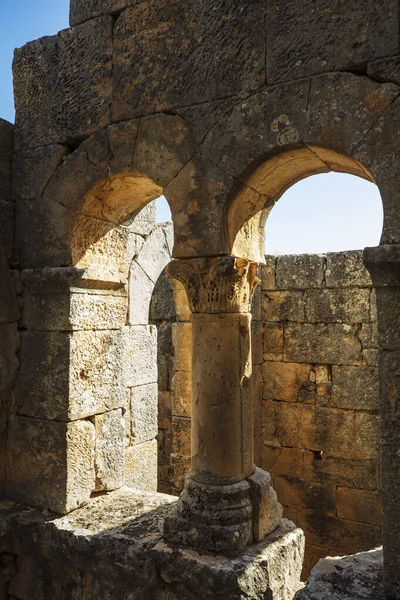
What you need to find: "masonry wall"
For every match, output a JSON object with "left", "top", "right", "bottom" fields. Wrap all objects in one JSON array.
[{"left": 260, "top": 251, "right": 381, "bottom": 575}]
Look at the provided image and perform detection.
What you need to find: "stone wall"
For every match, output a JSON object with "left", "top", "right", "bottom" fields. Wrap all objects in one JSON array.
[{"left": 259, "top": 251, "right": 381, "bottom": 575}]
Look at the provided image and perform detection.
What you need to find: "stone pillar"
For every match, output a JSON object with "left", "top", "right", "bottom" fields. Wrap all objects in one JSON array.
[
  {"left": 364, "top": 245, "right": 400, "bottom": 600},
  {"left": 164, "top": 256, "right": 282, "bottom": 556}
]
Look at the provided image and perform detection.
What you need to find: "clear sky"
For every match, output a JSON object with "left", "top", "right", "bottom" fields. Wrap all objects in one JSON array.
[{"left": 2, "top": 3, "right": 383, "bottom": 255}]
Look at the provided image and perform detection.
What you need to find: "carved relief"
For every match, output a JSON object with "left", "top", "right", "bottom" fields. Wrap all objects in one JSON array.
[{"left": 167, "top": 256, "right": 259, "bottom": 314}]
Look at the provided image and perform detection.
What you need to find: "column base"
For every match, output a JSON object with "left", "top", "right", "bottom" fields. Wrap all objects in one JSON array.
[{"left": 163, "top": 469, "right": 283, "bottom": 557}]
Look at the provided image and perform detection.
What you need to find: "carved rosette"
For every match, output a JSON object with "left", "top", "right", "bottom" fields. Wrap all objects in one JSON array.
[{"left": 167, "top": 256, "right": 260, "bottom": 314}]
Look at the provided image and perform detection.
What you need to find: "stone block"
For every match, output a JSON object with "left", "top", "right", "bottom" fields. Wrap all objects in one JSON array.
[
  {"left": 261, "top": 256, "right": 276, "bottom": 290},
  {"left": 6, "top": 416, "right": 95, "bottom": 513},
  {"left": 276, "top": 255, "right": 324, "bottom": 290},
  {"left": 358, "top": 322, "right": 378, "bottom": 349},
  {"left": 274, "top": 475, "right": 336, "bottom": 516},
  {"left": 13, "top": 17, "right": 113, "bottom": 149},
  {"left": 158, "top": 390, "right": 172, "bottom": 430},
  {"left": 263, "top": 323, "right": 283, "bottom": 354},
  {"left": 0, "top": 120, "right": 13, "bottom": 202},
  {"left": 13, "top": 145, "right": 69, "bottom": 200},
  {"left": 355, "top": 413, "right": 380, "bottom": 459},
  {"left": 284, "top": 324, "right": 362, "bottom": 365},
  {"left": 107, "top": 118, "right": 139, "bottom": 175},
  {"left": 252, "top": 320, "right": 263, "bottom": 365},
  {"left": 171, "top": 416, "right": 191, "bottom": 456},
  {"left": 128, "top": 260, "right": 154, "bottom": 325},
  {"left": 0, "top": 323, "right": 19, "bottom": 392},
  {"left": 304, "top": 289, "right": 371, "bottom": 324},
  {"left": 368, "top": 55, "right": 400, "bottom": 85},
  {"left": 262, "top": 290, "right": 305, "bottom": 322},
  {"left": 326, "top": 251, "right": 372, "bottom": 288},
  {"left": 123, "top": 325, "right": 157, "bottom": 387},
  {"left": 112, "top": 1, "right": 265, "bottom": 121},
  {"left": 247, "top": 468, "right": 283, "bottom": 543},
  {"left": 125, "top": 439, "right": 157, "bottom": 491},
  {"left": 136, "top": 225, "right": 171, "bottom": 284},
  {"left": 172, "top": 322, "right": 192, "bottom": 372},
  {"left": 0, "top": 252, "right": 19, "bottom": 324},
  {"left": 131, "top": 383, "right": 158, "bottom": 444},
  {"left": 16, "top": 197, "right": 71, "bottom": 268},
  {"left": 374, "top": 287, "right": 400, "bottom": 350},
  {"left": 332, "top": 365, "right": 379, "bottom": 411},
  {"left": 149, "top": 269, "right": 176, "bottom": 322},
  {"left": 126, "top": 200, "right": 157, "bottom": 236},
  {"left": 92, "top": 409, "right": 125, "bottom": 492},
  {"left": 262, "top": 445, "right": 304, "bottom": 480},
  {"left": 337, "top": 487, "right": 381, "bottom": 526},
  {"left": 70, "top": 0, "right": 139, "bottom": 26},
  {"left": 171, "top": 370, "right": 191, "bottom": 418},
  {"left": 0, "top": 201, "right": 14, "bottom": 260},
  {"left": 298, "top": 511, "right": 381, "bottom": 555},
  {"left": 16, "top": 330, "right": 125, "bottom": 421},
  {"left": 267, "top": 0, "right": 398, "bottom": 83},
  {"left": 303, "top": 452, "right": 379, "bottom": 491},
  {"left": 262, "top": 362, "right": 311, "bottom": 402}
]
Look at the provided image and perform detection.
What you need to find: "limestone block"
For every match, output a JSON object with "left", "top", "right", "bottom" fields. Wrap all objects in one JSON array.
[
  {"left": 13, "top": 17, "right": 113, "bottom": 149},
  {"left": 295, "top": 549, "right": 384, "bottom": 600},
  {"left": 297, "top": 511, "right": 380, "bottom": 555},
  {"left": 358, "top": 323, "right": 378, "bottom": 349},
  {"left": 303, "top": 452, "right": 379, "bottom": 491},
  {"left": 262, "top": 446, "right": 304, "bottom": 480},
  {"left": 16, "top": 330, "right": 125, "bottom": 421},
  {"left": 276, "top": 255, "right": 324, "bottom": 290},
  {"left": 16, "top": 197, "right": 71, "bottom": 268},
  {"left": 123, "top": 325, "right": 157, "bottom": 387},
  {"left": 261, "top": 256, "right": 277, "bottom": 291},
  {"left": 326, "top": 251, "right": 372, "bottom": 288},
  {"left": 262, "top": 290, "right": 305, "bottom": 322},
  {"left": 337, "top": 488, "right": 381, "bottom": 526},
  {"left": 125, "top": 439, "right": 157, "bottom": 491},
  {"left": 262, "top": 362, "right": 311, "bottom": 402},
  {"left": 126, "top": 201, "right": 156, "bottom": 236},
  {"left": 0, "top": 201, "right": 13, "bottom": 260},
  {"left": 274, "top": 476, "right": 336, "bottom": 516},
  {"left": 136, "top": 225, "right": 171, "bottom": 284},
  {"left": 112, "top": 1, "right": 265, "bottom": 121},
  {"left": 13, "top": 145, "right": 69, "bottom": 200},
  {"left": 107, "top": 119, "right": 139, "bottom": 175},
  {"left": 0, "top": 120, "right": 13, "bottom": 202},
  {"left": 263, "top": 323, "right": 283, "bottom": 354},
  {"left": 0, "top": 251, "right": 19, "bottom": 324},
  {"left": 368, "top": 56, "right": 400, "bottom": 85},
  {"left": 267, "top": 1, "right": 398, "bottom": 83},
  {"left": 128, "top": 260, "right": 154, "bottom": 325},
  {"left": 355, "top": 413, "right": 380, "bottom": 459},
  {"left": 284, "top": 324, "right": 362, "bottom": 365},
  {"left": 172, "top": 323, "right": 191, "bottom": 372},
  {"left": 149, "top": 269, "right": 176, "bottom": 322},
  {"left": 0, "top": 323, "right": 19, "bottom": 392},
  {"left": 171, "top": 371, "right": 191, "bottom": 418},
  {"left": 92, "top": 409, "right": 125, "bottom": 492},
  {"left": 171, "top": 417, "right": 191, "bottom": 456},
  {"left": 70, "top": 0, "right": 139, "bottom": 26},
  {"left": 6, "top": 416, "right": 95, "bottom": 513},
  {"left": 332, "top": 366, "right": 379, "bottom": 411},
  {"left": 131, "top": 383, "right": 158, "bottom": 444},
  {"left": 305, "top": 289, "right": 370, "bottom": 324},
  {"left": 22, "top": 286, "right": 127, "bottom": 331}
]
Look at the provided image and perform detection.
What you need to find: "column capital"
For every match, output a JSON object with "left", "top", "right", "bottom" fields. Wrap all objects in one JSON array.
[{"left": 167, "top": 256, "right": 259, "bottom": 314}]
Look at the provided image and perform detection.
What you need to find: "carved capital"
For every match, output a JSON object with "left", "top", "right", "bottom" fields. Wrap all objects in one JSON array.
[{"left": 167, "top": 256, "right": 259, "bottom": 314}]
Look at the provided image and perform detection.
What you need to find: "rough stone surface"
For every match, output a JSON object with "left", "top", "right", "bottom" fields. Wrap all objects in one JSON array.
[
  {"left": 276, "top": 255, "right": 324, "bottom": 290},
  {"left": 131, "top": 383, "right": 158, "bottom": 445},
  {"left": 295, "top": 548, "right": 385, "bottom": 600},
  {"left": 92, "top": 409, "right": 125, "bottom": 492},
  {"left": 125, "top": 439, "right": 158, "bottom": 492},
  {"left": 123, "top": 325, "right": 157, "bottom": 388}
]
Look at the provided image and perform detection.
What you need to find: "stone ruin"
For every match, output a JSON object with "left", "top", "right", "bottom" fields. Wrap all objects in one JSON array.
[{"left": 0, "top": 1, "right": 400, "bottom": 598}]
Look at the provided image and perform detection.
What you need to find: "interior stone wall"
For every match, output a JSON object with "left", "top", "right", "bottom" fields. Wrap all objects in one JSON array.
[{"left": 259, "top": 250, "right": 381, "bottom": 575}]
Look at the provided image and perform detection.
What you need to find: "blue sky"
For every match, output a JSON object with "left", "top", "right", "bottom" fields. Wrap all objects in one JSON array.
[{"left": 1, "top": 2, "right": 383, "bottom": 254}]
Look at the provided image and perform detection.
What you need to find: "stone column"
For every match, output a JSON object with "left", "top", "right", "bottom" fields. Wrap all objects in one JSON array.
[
  {"left": 164, "top": 256, "right": 282, "bottom": 556},
  {"left": 364, "top": 245, "right": 400, "bottom": 600}
]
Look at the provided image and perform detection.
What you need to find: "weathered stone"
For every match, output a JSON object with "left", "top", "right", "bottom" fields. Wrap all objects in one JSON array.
[
  {"left": 70, "top": 0, "right": 140, "bottom": 26},
  {"left": 128, "top": 260, "right": 154, "bottom": 325},
  {"left": 16, "top": 330, "right": 125, "bottom": 421},
  {"left": 261, "top": 256, "right": 277, "bottom": 291},
  {"left": 171, "top": 323, "right": 191, "bottom": 372},
  {"left": 0, "top": 120, "right": 13, "bottom": 203},
  {"left": 171, "top": 371, "right": 191, "bottom": 418},
  {"left": 149, "top": 269, "right": 176, "bottom": 322},
  {"left": 262, "top": 362, "right": 311, "bottom": 402},
  {"left": 262, "top": 445, "right": 304, "bottom": 480},
  {"left": 136, "top": 225, "right": 171, "bottom": 284},
  {"left": 123, "top": 325, "right": 157, "bottom": 387},
  {"left": 295, "top": 548, "right": 384, "bottom": 600},
  {"left": 112, "top": 1, "right": 266, "bottom": 121},
  {"left": 92, "top": 409, "right": 125, "bottom": 492},
  {"left": 274, "top": 476, "right": 336, "bottom": 516},
  {"left": 326, "top": 251, "right": 372, "bottom": 288},
  {"left": 125, "top": 439, "right": 157, "bottom": 491},
  {"left": 332, "top": 365, "right": 379, "bottom": 411},
  {"left": 263, "top": 322, "right": 283, "bottom": 354},
  {"left": 355, "top": 413, "right": 380, "bottom": 459},
  {"left": 304, "top": 289, "right": 370, "bottom": 323},
  {"left": 13, "top": 145, "right": 69, "bottom": 201},
  {"left": 6, "top": 416, "right": 95, "bottom": 513},
  {"left": 262, "top": 290, "right": 305, "bottom": 322},
  {"left": 126, "top": 200, "right": 157, "bottom": 236},
  {"left": 276, "top": 255, "right": 324, "bottom": 290},
  {"left": 13, "top": 17, "right": 113, "bottom": 149},
  {"left": 0, "top": 323, "right": 19, "bottom": 392},
  {"left": 368, "top": 56, "right": 400, "bottom": 85},
  {"left": 303, "top": 452, "right": 379, "bottom": 491},
  {"left": 337, "top": 488, "right": 381, "bottom": 526},
  {"left": 0, "top": 251, "right": 19, "bottom": 324},
  {"left": 267, "top": 2, "right": 398, "bottom": 83},
  {"left": 131, "top": 383, "right": 158, "bottom": 445},
  {"left": 247, "top": 468, "right": 283, "bottom": 542},
  {"left": 171, "top": 417, "right": 191, "bottom": 456},
  {"left": 284, "top": 324, "right": 362, "bottom": 365},
  {"left": 0, "top": 201, "right": 14, "bottom": 260}
]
